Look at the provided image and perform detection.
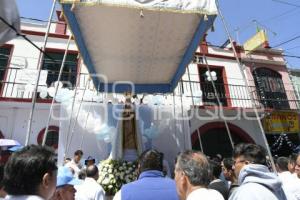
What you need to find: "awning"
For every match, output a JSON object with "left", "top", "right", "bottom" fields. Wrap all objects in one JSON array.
[
  {"left": 61, "top": 0, "right": 217, "bottom": 93},
  {"left": 0, "top": 0, "right": 20, "bottom": 45}
]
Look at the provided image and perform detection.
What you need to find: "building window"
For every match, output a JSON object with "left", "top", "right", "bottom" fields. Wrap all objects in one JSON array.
[
  {"left": 198, "top": 67, "right": 228, "bottom": 106},
  {"left": 0, "top": 45, "right": 12, "bottom": 93},
  {"left": 42, "top": 51, "right": 78, "bottom": 88},
  {"left": 37, "top": 126, "right": 59, "bottom": 149},
  {"left": 253, "top": 68, "right": 289, "bottom": 109}
]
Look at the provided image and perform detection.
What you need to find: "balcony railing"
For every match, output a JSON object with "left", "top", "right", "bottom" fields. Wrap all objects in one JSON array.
[
  {"left": 0, "top": 67, "right": 93, "bottom": 99},
  {"left": 1, "top": 67, "right": 300, "bottom": 110},
  {"left": 179, "top": 80, "right": 300, "bottom": 110}
]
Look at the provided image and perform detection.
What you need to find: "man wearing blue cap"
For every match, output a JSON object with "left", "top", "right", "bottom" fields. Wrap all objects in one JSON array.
[{"left": 51, "top": 167, "right": 81, "bottom": 200}]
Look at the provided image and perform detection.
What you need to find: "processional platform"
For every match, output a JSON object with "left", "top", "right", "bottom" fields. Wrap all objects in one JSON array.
[{"left": 61, "top": 0, "right": 217, "bottom": 93}]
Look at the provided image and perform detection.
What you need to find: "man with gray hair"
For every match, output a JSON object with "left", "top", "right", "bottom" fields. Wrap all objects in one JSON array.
[{"left": 174, "top": 150, "right": 224, "bottom": 200}]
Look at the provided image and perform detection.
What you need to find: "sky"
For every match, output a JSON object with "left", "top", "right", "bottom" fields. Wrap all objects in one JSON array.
[{"left": 16, "top": 0, "right": 300, "bottom": 68}]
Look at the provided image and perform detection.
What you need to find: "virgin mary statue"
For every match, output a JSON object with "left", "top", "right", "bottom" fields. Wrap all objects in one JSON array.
[{"left": 110, "top": 95, "right": 143, "bottom": 161}]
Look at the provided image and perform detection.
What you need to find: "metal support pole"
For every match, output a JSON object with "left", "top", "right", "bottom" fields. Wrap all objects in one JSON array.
[
  {"left": 79, "top": 99, "right": 93, "bottom": 149},
  {"left": 187, "top": 65, "right": 204, "bottom": 152},
  {"left": 64, "top": 78, "right": 80, "bottom": 154},
  {"left": 216, "top": 0, "right": 276, "bottom": 172},
  {"left": 66, "top": 78, "right": 90, "bottom": 155},
  {"left": 201, "top": 52, "right": 235, "bottom": 149},
  {"left": 42, "top": 33, "right": 72, "bottom": 146},
  {"left": 25, "top": 0, "right": 57, "bottom": 145}
]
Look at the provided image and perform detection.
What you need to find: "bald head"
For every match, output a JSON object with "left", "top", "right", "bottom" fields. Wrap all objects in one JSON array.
[
  {"left": 176, "top": 150, "right": 211, "bottom": 187},
  {"left": 86, "top": 165, "right": 99, "bottom": 180}
]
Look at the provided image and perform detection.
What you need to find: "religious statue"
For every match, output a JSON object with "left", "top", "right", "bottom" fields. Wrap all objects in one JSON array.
[{"left": 110, "top": 93, "right": 143, "bottom": 161}]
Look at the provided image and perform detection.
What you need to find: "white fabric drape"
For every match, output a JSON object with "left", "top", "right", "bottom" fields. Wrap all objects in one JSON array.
[
  {"left": 72, "top": 0, "right": 217, "bottom": 14},
  {"left": 58, "top": 102, "right": 190, "bottom": 170}
]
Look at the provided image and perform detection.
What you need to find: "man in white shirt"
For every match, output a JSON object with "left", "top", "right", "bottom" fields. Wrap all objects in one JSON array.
[
  {"left": 75, "top": 165, "right": 106, "bottom": 200},
  {"left": 174, "top": 151, "right": 224, "bottom": 200},
  {"left": 65, "top": 150, "right": 83, "bottom": 178},
  {"left": 276, "top": 156, "right": 300, "bottom": 200},
  {"left": 295, "top": 153, "right": 300, "bottom": 179}
]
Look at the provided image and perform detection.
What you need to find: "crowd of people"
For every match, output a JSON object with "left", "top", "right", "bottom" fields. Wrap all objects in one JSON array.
[{"left": 0, "top": 143, "right": 299, "bottom": 200}]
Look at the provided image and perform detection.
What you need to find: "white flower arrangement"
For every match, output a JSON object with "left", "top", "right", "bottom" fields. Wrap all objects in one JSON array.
[{"left": 97, "top": 159, "right": 138, "bottom": 195}]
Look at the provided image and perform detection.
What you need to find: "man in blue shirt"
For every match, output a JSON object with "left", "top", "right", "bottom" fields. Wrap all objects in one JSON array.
[{"left": 113, "top": 149, "right": 179, "bottom": 200}]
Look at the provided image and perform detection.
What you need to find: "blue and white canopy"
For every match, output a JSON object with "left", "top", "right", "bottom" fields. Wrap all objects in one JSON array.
[{"left": 61, "top": 0, "right": 217, "bottom": 93}]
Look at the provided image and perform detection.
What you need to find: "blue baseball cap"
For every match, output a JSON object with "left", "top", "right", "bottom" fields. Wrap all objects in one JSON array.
[{"left": 56, "top": 166, "right": 82, "bottom": 188}]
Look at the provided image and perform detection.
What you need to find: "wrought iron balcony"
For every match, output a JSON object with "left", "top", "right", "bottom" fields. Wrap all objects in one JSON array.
[{"left": 179, "top": 80, "right": 300, "bottom": 110}]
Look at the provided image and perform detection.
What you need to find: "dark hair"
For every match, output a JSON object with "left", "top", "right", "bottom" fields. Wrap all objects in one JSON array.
[
  {"left": 233, "top": 143, "right": 267, "bottom": 165},
  {"left": 210, "top": 160, "right": 222, "bottom": 179},
  {"left": 86, "top": 165, "right": 98, "bottom": 178},
  {"left": 139, "top": 149, "right": 163, "bottom": 172},
  {"left": 176, "top": 150, "right": 211, "bottom": 187},
  {"left": 0, "top": 165, "right": 4, "bottom": 188},
  {"left": 289, "top": 153, "right": 298, "bottom": 164},
  {"left": 3, "top": 145, "right": 57, "bottom": 195},
  {"left": 65, "top": 158, "right": 71, "bottom": 161},
  {"left": 223, "top": 158, "right": 234, "bottom": 170},
  {"left": 74, "top": 150, "right": 83, "bottom": 156},
  {"left": 276, "top": 157, "right": 289, "bottom": 172},
  {"left": 78, "top": 169, "right": 87, "bottom": 180}
]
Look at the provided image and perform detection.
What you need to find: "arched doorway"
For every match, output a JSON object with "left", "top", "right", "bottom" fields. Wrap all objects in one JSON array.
[
  {"left": 192, "top": 122, "right": 254, "bottom": 157},
  {"left": 37, "top": 126, "right": 59, "bottom": 149}
]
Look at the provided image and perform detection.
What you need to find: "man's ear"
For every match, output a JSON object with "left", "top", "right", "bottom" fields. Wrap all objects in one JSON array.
[
  {"left": 137, "top": 164, "right": 141, "bottom": 175},
  {"left": 42, "top": 173, "right": 51, "bottom": 188}
]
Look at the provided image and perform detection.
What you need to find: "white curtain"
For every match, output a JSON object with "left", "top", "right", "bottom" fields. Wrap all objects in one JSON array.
[{"left": 58, "top": 102, "right": 191, "bottom": 170}]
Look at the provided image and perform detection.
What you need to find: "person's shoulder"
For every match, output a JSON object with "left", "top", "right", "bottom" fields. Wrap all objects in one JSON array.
[
  {"left": 188, "top": 188, "right": 224, "bottom": 200},
  {"left": 113, "top": 190, "right": 121, "bottom": 200},
  {"left": 86, "top": 178, "right": 105, "bottom": 190},
  {"left": 208, "top": 189, "right": 225, "bottom": 200},
  {"left": 229, "top": 183, "right": 275, "bottom": 200}
]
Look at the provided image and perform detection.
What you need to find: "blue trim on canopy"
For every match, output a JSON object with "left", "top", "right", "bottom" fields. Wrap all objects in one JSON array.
[
  {"left": 105, "top": 83, "right": 171, "bottom": 94},
  {"left": 62, "top": 4, "right": 215, "bottom": 94},
  {"left": 170, "top": 15, "right": 216, "bottom": 91},
  {"left": 62, "top": 4, "right": 101, "bottom": 89}
]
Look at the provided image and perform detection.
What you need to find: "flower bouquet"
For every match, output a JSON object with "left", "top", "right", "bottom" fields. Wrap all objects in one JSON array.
[{"left": 97, "top": 159, "right": 138, "bottom": 195}]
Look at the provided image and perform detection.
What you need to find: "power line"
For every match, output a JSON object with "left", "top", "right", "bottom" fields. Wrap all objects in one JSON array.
[
  {"left": 20, "top": 16, "right": 65, "bottom": 25},
  {"left": 206, "top": 44, "right": 300, "bottom": 60},
  {"left": 286, "top": 45, "right": 300, "bottom": 50},
  {"left": 272, "top": 0, "right": 300, "bottom": 7},
  {"left": 0, "top": 16, "right": 60, "bottom": 63},
  {"left": 262, "top": 7, "right": 299, "bottom": 23},
  {"left": 232, "top": 6, "right": 299, "bottom": 38},
  {"left": 283, "top": 54, "right": 300, "bottom": 59},
  {"left": 273, "top": 34, "right": 300, "bottom": 48}
]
